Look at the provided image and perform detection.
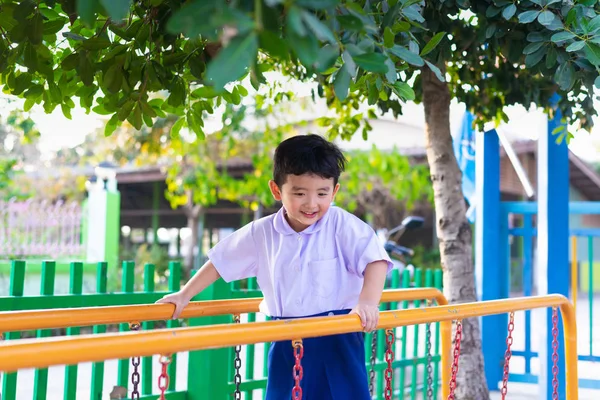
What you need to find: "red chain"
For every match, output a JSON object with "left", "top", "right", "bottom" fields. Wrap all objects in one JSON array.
[
  {"left": 384, "top": 329, "right": 395, "bottom": 400},
  {"left": 292, "top": 340, "right": 304, "bottom": 400},
  {"left": 501, "top": 312, "right": 515, "bottom": 399},
  {"left": 447, "top": 320, "right": 463, "bottom": 400},
  {"left": 158, "top": 355, "right": 171, "bottom": 400},
  {"left": 551, "top": 307, "right": 560, "bottom": 400}
]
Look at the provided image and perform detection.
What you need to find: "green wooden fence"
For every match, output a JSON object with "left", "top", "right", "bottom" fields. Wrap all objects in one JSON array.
[{"left": 0, "top": 259, "right": 443, "bottom": 399}]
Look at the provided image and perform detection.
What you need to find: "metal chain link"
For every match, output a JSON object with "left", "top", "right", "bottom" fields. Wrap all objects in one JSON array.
[
  {"left": 384, "top": 329, "right": 395, "bottom": 400},
  {"left": 425, "top": 300, "right": 434, "bottom": 400},
  {"left": 447, "top": 320, "right": 463, "bottom": 400},
  {"left": 129, "top": 322, "right": 141, "bottom": 400},
  {"left": 369, "top": 331, "right": 377, "bottom": 396},
  {"left": 501, "top": 312, "right": 515, "bottom": 399},
  {"left": 158, "top": 355, "right": 171, "bottom": 400},
  {"left": 551, "top": 307, "right": 560, "bottom": 400},
  {"left": 292, "top": 340, "right": 304, "bottom": 400},
  {"left": 233, "top": 314, "right": 242, "bottom": 400}
]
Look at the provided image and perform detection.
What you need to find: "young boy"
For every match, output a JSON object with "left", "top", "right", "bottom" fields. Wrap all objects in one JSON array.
[{"left": 157, "top": 134, "right": 392, "bottom": 399}]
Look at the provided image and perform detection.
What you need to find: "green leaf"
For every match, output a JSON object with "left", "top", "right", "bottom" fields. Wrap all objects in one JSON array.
[
  {"left": 333, "top": 64, "right": 351, "bottom": 101},
  {"left": 551, "top": 31, "right": 576, "bottom": 43},
  {"left": 165, "top": 0, "right": 219, "bottom": 38},
  {"left": 389, "top": 45, "right": 424, "bottom": 66},
  {"left": 518, "top": 10, "right": 540, "bottom": 24},
  {"left": 384, "top": 57, "right": 397, "bottom": 83},
  {"left": 391, "top": 81, "right": 415, "bottom": 101},
  {"left": 28, "top": 13, "right": 44, "bottom": 45},
  {"left": 594, "top": 75, "right": 600, "bottom": 89},
  {"left": 486, "top": 6, "right": 502, "bottom": 18},
  {"left": 287, "top": 7, "right": 307, "bottom": 37},
  {"left": 301, "top": 11, "right": 336, "bottom": 44},
  {"left": 538, "top": 11, "right": 555, "bottom": 26},
  {"left": 314, "top": 44, "right": 340, "bottom": 72},
  {"left": 77, "top": 0, "right": 99, "bottom": 27},
  {"left": 384, "top": 27, "right": 395, "bottom": 48},
  {"left": 170, "top": 117, "right": 185, "bottom": 139},
  {"left": 23, "top": 43, "right": 38, "bottom": 70},
  {"left": 425, "top": 60, "right": 445, "bottom": 82},
  {"left": 117, "top": 100, "right": 135, "bottom": 121},
  {"left": 545, "top": 47, "right": 557, "bottom": 68},
  {"left": 0, "top": 13, "right": 17, "bottom": 31},
  {"left": 83, "top": 37, "right": 112, "bottom": 50},
  {"left": 584, "top": 42, "right": 600, "bottom": 66},
  {"left": 100, "top": 0, "right": 132, "bottom": 21},
  {"left": 527, "top": 32, "right": 546, "bottom": 42},
  {"left": 105, "top": 115, "right": 119, "bottom": 137},
  {"left": 352, "top": 52, "right": 389, "bottom": 73},
  {"left": 566, "top": 41, "right": 586, "bottom": 52},
  {"left": 78, "top": 53, "right": 95, "bottom": 86},
  {"left": 523, "top": 41, "right": 545, "bottom": 54},
  {"left": 43, "top": 18, "right": 67, "bottom": 35},
  {"left": 61, "top": 103, "right": 72, "bottom": 119},
  {"left": 205, "top": 33, "right": 259, "bottom": 89},
  {"left": 14, "top": 1, "right": 35, "bottom": 21},
  {"left": 192, "top": 86, "right": 220, "bottom": 98},
  {"left": 296, "top": 0, "right": 339, "bottom": 9},
  {"left": 502, "top": 4, "right": 517, "bottom": 20},
  {"left": 524, "top": 47, "right": 546, "bottom": 67},
  {"left": 342, "top": 50, "right": 357, "bottom": 78},
  {"left": 288, "top": 30, "right": 319, "bottom": 66},
  {"left": 555, "top": 61, "right": 575, "bottom": 90},
  {"left": 259, "top": 30, "right": 289, "bottom": 60},
  {"left": 103, "top": 64, "right": 122, "bottom": 94},
  {"left": 167, "top": 77, "right": 186, "bottom": 107},
  {"left": 337, "top": 15, "right": 363, "bottom": 31},
  {"left": 420, "top": 32, "right": 446, "bottom": 56}
]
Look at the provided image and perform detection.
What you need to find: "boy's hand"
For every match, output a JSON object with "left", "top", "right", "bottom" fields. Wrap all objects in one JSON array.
[
  {"left": 350, "top": 303, "right": 380, "bottom": 332},
  {"left": 155, "top": 291, "right": 190, "bottom": 319}
]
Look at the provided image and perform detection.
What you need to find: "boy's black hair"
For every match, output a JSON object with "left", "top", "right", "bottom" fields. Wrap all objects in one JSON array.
[{"left": 273, "top": 134, "right": 347, "bottom": 187}]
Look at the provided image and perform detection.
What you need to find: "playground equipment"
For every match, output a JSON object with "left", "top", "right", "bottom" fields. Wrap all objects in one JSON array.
[
  {"left": 0, "top": 287, "right": 451, "bottom": 399},
  {"left": 0, "top": 294, "right": 577, "bottom": 400}
]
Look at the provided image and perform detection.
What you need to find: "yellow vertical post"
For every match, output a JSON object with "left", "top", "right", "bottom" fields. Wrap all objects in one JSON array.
[{"left": 571, "top": 236, "right": 578, "bottom": 312}]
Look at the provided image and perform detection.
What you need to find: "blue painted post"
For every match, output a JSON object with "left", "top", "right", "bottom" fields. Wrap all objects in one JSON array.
[
  {"left": 537, "top": 94, "right": 569, "bottom": 400},
  {"left": 475, "top": 128, "right": 506, "bottom": 390}
]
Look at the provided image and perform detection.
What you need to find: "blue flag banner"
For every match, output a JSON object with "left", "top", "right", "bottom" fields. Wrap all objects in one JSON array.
[{"left": 453, "top": 111, "right": 477, "bottom": 222}]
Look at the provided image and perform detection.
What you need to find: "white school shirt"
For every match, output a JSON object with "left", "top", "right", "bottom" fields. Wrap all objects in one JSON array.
[{"left": 207, "top": 206, "right": 393, "bottom": 317}]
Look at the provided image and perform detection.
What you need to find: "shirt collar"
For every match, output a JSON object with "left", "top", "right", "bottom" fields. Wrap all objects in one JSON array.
[{"left": 272, "top": 206, "right": 331, "bottom": 235}]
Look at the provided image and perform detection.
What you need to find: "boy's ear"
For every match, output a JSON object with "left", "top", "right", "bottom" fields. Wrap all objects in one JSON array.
[
  {"left": 332, "top": 183, "right": 340, "bottom": 199},
  {"left": 269, "top": 180, "right": 282, "bottom": 201}
]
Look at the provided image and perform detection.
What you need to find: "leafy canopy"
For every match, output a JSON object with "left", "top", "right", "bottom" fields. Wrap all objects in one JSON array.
[{"left": 0, "top": 0, "right": 599, "bottom": 143}]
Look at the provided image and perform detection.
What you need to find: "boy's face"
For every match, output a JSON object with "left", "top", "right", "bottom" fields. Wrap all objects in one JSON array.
[{"left": 269, "top": 173, "right": 339, "bottom": 232}]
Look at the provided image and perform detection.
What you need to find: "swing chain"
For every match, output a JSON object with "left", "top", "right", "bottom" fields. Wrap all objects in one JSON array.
[
  {"left": 501, "top": 312, "right": 515, "bottom": 399},
  {"left": 384, "top": 328, "right": 395, "bottom": 400},
  {"left": 551, "top": 307, "right": 560, "bottom": 400},
  {"left": 447, "top": 320, "right": 463, "bottom": 400},
  {"left": 369, "top": 331, "right": 377, "bottom": 396},
  {"left": 129, "top": 322, "right": 141, "bottom": 400},
  {"left": 292, "top": 339, "right": 304, "bottom": 400},
  {"left": 425, "top": 300, "right": 434, "bottom": 400},
  {"left": 233, "top": 314, "right": 242, "bottom": 400},
  {"left": 158, "top": 355, "right": 171, "bottom": 400}
]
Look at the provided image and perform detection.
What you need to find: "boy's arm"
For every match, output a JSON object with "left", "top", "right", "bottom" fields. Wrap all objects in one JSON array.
[
  {"left": 350, "top": 260, "right": 388, "bottom": 331},
  {"left": 156, "top": 260, "right": 221, "bottom": 319}
]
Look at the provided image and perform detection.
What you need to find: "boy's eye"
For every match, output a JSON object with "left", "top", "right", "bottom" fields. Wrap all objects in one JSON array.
[
  {"left": 318, "top": 193, "right": 327, "bottom": 196},
  {"left": 294, "top": 193, "right": 304, "bottom": 196}
]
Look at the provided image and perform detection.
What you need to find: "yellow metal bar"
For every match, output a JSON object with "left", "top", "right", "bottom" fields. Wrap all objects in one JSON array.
[
  {"left": 0, "top": 287, "right": 451, "bottom": 397},
  {"left": 571, "top": 235, "right": 578, "bottom": 312},
  {"left": 0, "top": 295, "right": 576, "bottom": 400},
  {"left": 0, "top": 288, "right": 446, "bottom": 331}
]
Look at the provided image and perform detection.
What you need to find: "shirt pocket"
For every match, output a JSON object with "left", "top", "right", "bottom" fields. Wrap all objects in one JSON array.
[{"left": 309, "top": 258, "right": 339, "bottom": 299}]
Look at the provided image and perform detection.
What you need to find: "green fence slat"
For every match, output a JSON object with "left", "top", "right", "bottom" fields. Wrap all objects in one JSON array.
[
  {"left": 118, "top": 261, "right": 136, "bottom": 390},
  {"left": 167, "top": 262, "right": 181, "bottom": 392},
  {"left": 432, "top": 269, "right": 443, "bottom": 400},
  {"left": 64, "top": 262, "right": 83, "bottom": 400},
  {"left": 34, "top": 261, "right": 56, "bottom": 400},
  {"left": 422, "top": 269, "right": 434, "bottom": 400},
  {"left": 91, "top": 262, "right": 108, "bottom": 400},
  {"left": 410, "top": 269, "right": 423, "bottom": 400},
  {"left": 2, "top": 260, "right": 25, "bottom": 400},
  {"left": 142, "top": 263, "right": 156, "bottom": 396}
]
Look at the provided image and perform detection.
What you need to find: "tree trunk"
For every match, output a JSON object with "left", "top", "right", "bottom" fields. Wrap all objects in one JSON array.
[
  {"left": 421, "top": 66, "right": 490, "bottom": 400},
  {"left": 183, "top": 190, "right": 203, "bottom": 279}
]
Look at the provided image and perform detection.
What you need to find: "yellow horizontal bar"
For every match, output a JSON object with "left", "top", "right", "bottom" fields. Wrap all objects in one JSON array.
[
  {"left": 0, "top": 295, "right": 576, "bottom": 400},
  {"left": 0, "top": 288, "right": 446, "bottom": 332}
]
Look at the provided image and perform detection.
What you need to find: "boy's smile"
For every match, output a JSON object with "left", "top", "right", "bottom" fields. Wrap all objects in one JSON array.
[{"left": 269, "top": 173, "right": 340, "bottom": 232}]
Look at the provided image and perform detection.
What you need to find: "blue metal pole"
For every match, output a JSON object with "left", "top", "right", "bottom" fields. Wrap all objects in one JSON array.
[
  {"left": 537, "top": 93, "right": 569, "bottom": 400},
  {"left": 475, "top": 128, "right": 506, "bottom": 389}
]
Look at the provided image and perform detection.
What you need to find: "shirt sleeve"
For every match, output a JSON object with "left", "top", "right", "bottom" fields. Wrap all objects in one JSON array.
[
  {"left": 337, "top": 211, "right": 393, "bottom": 276},
  {"left": 207, "top": 222, "right": 258, "bottom": 282}
]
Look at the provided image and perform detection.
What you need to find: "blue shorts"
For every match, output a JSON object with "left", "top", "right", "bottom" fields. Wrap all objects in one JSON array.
[{"left": 265, "top": 309, "right": 371, "bottom": 400}]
